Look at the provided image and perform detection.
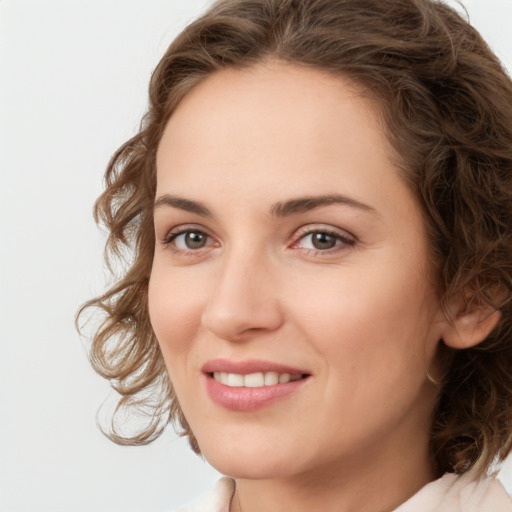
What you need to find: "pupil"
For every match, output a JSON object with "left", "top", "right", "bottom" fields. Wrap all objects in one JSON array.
[
  {"left": 186, "top": 232, "right": 206, "bottom": 249},
  {"left": 312, "top": 232, "right": 336, "bottom": 250}
]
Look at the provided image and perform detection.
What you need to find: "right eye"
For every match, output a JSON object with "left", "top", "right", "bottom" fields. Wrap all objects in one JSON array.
[
  {"left": 163, "top": 227, "right": 217, "bottom": 254},
  {"left": 175, "top": 231, "right": 208, "bottom": 249}
]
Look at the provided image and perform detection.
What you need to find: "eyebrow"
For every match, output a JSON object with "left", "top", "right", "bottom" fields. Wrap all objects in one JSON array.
[
  {"left": 153, "top": 193, "right": 375, "bottom": 217},
  {"left": 270, "top": 194, "right": 376, "bottom": 217},
  {"left": 154, "top": 194, "right": 213, "bottom": 217}
]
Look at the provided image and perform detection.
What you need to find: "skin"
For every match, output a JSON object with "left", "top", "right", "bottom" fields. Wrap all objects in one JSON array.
[{"left": 148, "top": 61, "right": 453, "bottom": 512}]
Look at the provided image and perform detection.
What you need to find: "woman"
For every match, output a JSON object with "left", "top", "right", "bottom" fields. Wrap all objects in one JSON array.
[{"left": 79, "top": 0, "right": 512, "bottom": 510}]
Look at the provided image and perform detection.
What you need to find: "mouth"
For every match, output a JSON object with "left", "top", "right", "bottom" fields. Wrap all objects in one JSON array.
[{"left": 202, "top": 359, "right": 311, "bottom": 411}]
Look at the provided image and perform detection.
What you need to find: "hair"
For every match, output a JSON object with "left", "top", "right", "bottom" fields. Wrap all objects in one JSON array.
[{"left": 77, "top": 0, "right": 512, "bottom": 477}]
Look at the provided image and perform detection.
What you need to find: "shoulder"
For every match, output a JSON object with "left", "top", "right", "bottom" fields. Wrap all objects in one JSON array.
[
  {"left": 395, "top": 471, "right": 512, "bottom": 512},
  {"left": 172, "top": 478, "right": 235, "bottom": 512}
]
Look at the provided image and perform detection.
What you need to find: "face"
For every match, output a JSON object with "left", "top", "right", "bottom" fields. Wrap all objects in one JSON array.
[{"left": 149, "top": 62, "right": 446, "bottom": 481}]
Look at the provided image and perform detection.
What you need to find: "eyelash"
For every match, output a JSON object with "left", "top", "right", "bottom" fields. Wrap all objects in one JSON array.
[{"left": 162, "top": 225, "right": 356, "bottom": 257}]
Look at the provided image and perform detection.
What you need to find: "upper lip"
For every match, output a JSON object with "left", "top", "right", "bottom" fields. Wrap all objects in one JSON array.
[{"left": 201, "top": 358, "right": 310, "bottom": 376}]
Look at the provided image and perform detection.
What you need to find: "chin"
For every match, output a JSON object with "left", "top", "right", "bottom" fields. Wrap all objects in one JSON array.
[
  {"left": 207, "top": 455, "right": 292, "bottom": 480},
  {"left": 197, "top": 435, "right": 301, "bottom": 479}
]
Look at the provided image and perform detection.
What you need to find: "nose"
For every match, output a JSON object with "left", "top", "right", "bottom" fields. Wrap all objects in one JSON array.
[{"left": 201, "top": 250, "right": 284, "bottom": 341}]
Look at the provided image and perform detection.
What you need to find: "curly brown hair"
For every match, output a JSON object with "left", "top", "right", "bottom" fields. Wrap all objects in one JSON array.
[{"left": 78, "top": 0, "right": 512, "bottom": 476}]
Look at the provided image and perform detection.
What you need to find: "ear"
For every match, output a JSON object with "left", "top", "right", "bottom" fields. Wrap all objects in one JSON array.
[{"left": 441, "top": 291, "right": 502, "bottom": 349}]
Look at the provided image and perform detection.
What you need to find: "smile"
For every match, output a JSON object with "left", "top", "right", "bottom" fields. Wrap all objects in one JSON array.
[{"left": 212, "top": 371, "right": 303, "bottom": 387}]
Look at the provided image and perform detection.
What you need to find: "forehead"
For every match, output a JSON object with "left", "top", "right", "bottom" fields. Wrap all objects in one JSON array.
[{"left": 156, "top": 62, "right": 396, "bottom": 198}]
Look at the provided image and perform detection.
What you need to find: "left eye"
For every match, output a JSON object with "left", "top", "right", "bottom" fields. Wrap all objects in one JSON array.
[
  {"left": 296, "top": 231, "right": 352, "bottom": 251},
  {"left": 168, "top": 230, "right": 212, "bottom": 250}
]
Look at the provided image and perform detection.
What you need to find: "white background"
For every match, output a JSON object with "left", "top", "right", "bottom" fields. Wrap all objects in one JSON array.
[{"left": 1, "top": 1, "right": 512, "bottom": 511}]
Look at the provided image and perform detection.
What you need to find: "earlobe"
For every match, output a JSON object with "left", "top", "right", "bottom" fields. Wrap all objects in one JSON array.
[{"left": 441, "top": 296, "right": 502, "bottom": 349}]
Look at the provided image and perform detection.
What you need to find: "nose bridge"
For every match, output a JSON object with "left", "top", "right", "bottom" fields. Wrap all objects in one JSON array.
[{"left": 201, "top": 243, "right": 283, "bottom": 340}]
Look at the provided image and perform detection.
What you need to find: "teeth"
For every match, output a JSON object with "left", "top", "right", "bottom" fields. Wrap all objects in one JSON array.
[
  {"left": 213, "top": 371, "right": 302, "bottom": 388},
  {"left": 244, "top": 372, "right": 264, "bottom": 387},
  {"left": 264, "top": 371, "right": 279, "bottom": 386},
  {"left": 227, "top": 373, "right": 244, "bottom": 387}
]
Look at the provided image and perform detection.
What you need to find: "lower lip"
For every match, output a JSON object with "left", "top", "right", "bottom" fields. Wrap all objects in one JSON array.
[{"left": 204, "top": 374, "right": 309, "bottom": 411}]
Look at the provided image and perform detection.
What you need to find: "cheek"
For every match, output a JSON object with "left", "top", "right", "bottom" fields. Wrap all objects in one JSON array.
[
  {"left": 286, "top": 260, "right": 440, "bottom": 374},
  {"left": 147, "top": 267, "right": 205, "bottom": 361}
]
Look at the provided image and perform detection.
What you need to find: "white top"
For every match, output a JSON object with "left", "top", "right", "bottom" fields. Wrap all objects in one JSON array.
[{"left": 174, "top": 472, "right": 512, "bottom": 512}]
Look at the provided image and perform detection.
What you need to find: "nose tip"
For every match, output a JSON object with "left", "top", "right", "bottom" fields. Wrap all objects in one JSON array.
[
  {"left": 200, "top": 261, "right": 284, "bottom": 342},
  {"left": 201, "top": 305, "right": 279, "bottom": 341}
]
